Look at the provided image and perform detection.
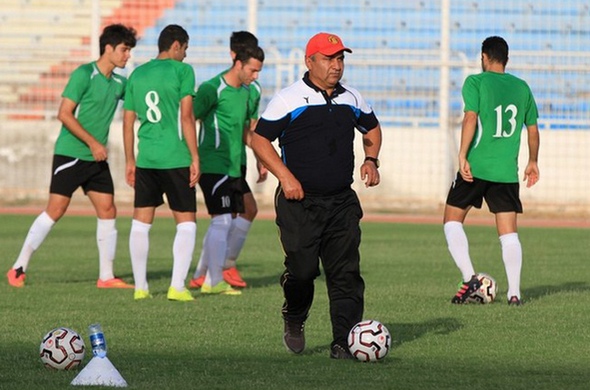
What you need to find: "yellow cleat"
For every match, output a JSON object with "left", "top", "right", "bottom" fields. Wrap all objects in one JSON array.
[
  {"left": 134, "top": 289, "right": 152, "bottom": 300},
  {"left": 167, "top": 286, "right": 195, "bottom": 301},
  {"left": 201, "top": 281, "right": 242, "bottom": 295}
]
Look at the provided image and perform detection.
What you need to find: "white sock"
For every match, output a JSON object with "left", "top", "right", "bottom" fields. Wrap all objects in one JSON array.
[
  {"left": 13, "top": 211, "right": 55, "bottom": 271},
  {"left": 203, "top": 214, "right": 232, "bottom": 287},
  {"left": 500, "top": 232, "right": 522, "bottom": 299},
  {"left": 97, "top": 218, "right": 117, "bottom": 281},
  {"left": 225, "top": 216, "right": 251, "bottom": 269},
  {"left": 193, "top": 233, "right": 208, "bottom": 279},
  {"left": 170, "top": 222, "right": 196, "bottom": 290},
  {"left": 130, "top": 219, "right": 151, "bottom": 292},
  {"left": 444, "top": 221, "right": 475, "bottom": 282}
]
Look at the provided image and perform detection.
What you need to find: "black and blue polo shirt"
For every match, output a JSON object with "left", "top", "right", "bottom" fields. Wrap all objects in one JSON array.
[{"left": 255, "top": 72, "right": 379, "bottom": 196}]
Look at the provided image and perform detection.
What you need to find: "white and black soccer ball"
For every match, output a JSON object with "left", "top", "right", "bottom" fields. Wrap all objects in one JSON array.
[
  {"left": 39, "top": 327, "right": 85, "bottom": 370},
  {"left": 466, "top": 273, "right": 498, "bottom": 304},
  {"left": 347, "top": 320, "right": 391, "bottom": 362}
]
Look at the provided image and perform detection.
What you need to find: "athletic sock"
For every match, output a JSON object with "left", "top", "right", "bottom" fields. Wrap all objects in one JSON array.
[
  {"left": 203, "top": 214, "right": 232, "bottom": 287},
  {"left": 13, "top": 211, "right": 55, "bottom": 271},
  {"left": 192, "top": 230, "right": 209, "bottom": 279},
  {"left": 129, "top": 219, "right": 151, "bottom": 292},
  {"left": 500, "top": 232, "right": 522, "bottom": 299},
  {"left": 170, "top": 222, "right": 196, "bottom": 290},
  {"left": 225, "top": 216, "right": 252, "bottom": 269},
  {"left": 97, "top": 218, "right": 117, "bottom": 281},
  {"left": 444, "top": 221, "right": 475, "bottom": 281}
]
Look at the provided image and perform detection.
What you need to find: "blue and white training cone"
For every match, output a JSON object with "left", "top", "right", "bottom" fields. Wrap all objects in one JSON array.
[{"left": 71, "top": 356, "right": 128, "bottom": 387}]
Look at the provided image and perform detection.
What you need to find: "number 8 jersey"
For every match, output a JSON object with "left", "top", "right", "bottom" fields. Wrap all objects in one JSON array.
[
  {"left": 124, "top": 58, "right": 196, "bottom": 169},
  {"left": 462, "top": 71, "right": 538, "bottom": 183}
]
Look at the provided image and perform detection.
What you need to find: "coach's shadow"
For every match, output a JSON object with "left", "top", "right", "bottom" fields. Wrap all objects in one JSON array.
[
  {"left": 522, "top": 281, "right": 590, "bottom": 302},
  {"left": 388, "top": 317, "right": 463, "bottom": 348}
]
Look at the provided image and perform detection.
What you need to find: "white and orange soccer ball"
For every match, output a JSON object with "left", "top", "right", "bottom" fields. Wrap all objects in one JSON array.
[
  {"left": 347, "top": 320, "right": 391, "bottom": 362},
  {"left": 39, "top": 327, "right": 85, "bottom": 370}
]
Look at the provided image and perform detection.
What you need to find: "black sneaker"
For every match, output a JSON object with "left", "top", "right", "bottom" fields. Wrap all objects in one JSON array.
[
  {"left": 451, "top": 275, "right": 481, "bottom": 304},
  {"left": 330, "top": 344, "right": 354, "bottom": 360},
  {"left": 283, "top": 319, "right": 305, "bottom": 354},
  {"left": 508, "top": 296, "right": 522, "bottom": 306}
]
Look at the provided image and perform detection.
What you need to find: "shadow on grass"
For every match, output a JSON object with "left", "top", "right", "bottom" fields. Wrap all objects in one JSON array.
[
  {"left": 523, "top": 281, "right": 590, "bottom": 302},
  {"left": 387, "top": 317, "right": 463, "bottom": 348}
]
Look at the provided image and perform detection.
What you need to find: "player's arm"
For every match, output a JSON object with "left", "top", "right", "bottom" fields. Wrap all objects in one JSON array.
[
  {"left": 181, "top": 95, "right": 200, "bottom": 187},
  {"left": 360, "top": 123, "right": 382, "bottom": 188},
  {"left": 523, "top": 123, "right": 540, "bottom": 188},
  {"left": 243, "top": 118, "right": 268, "bottom": 183},
  {"left": 250, "top": 131, "right": 303, "bottom": 200},
  {"left": 122, "top": 109, "right": 137, "bottom": 187},
  {"left": 458, "top": 110, "right": 478, "bottom": 182},
  {"left": 57, "top": 97, "right": 107, "bottom": 161}
]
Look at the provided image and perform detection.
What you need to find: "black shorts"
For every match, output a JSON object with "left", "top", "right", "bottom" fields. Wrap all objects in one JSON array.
[
  {"left": 240, "top": 165, "right": 252, "bottom": 195},
  {"left": 446, "top": 172, "right": 523, "bottom": 213},
  {"left": 49, "top": 155, "right": 114, "bottom": 197},
  {"left": 199, "top": 173, "right": 245, "bottom": 215},
  {"left": 134, "top": 167, "right": 196, "bottom": 212}
]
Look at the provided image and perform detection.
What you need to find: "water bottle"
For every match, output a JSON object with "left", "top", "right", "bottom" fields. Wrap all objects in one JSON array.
[{"left": 88, "top": 323, "right": 107, "bottom": 358}]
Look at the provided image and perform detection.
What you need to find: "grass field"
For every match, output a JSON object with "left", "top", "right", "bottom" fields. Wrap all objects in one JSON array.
[{"left": 1, "top": 213, "right": 589, "bottom": 390}]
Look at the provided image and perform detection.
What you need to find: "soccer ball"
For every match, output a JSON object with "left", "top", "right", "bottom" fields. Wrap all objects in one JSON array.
[
  {"left": 466, "top": 273, "right": 498, "bottom": 304},
  {"left": 39, "top": 327, "right": 85, "bottom": 370},
  {"left": 347, "top": 320, "right": 391, "bottom": 362}
]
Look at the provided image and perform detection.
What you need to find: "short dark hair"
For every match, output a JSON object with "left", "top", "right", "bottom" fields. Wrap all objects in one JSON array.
[
  {"left": 230, "top": 31, "right": 258, "bottom": 53},
  {"left": 482, "top": 36, "right": 509, "bottom": 66},
  {"left": 99, "top": 24, "right": 137, "bottom": 55},
  {"left": 158, "top": 24, "right": 189, "bottom": 52},
  {"left": 234, "top": 45, "right": 265, "bottom": 65}
]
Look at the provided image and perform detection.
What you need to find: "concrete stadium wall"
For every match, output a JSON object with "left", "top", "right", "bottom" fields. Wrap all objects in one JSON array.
[{"left": 0, "top": 120, "right": 588, "bottom": 217}]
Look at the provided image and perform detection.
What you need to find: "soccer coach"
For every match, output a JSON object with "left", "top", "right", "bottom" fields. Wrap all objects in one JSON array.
[{"left": 250, "top": 32, "right": 382, "bottom": 359}]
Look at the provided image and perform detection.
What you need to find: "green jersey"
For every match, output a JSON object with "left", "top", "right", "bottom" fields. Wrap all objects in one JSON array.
[
  {"left": 124, "top": 59, "right": 195, "bottom": 169},
  {"left": 54, "top": 62, "right": 126, "bottom": 161},
  {"left": 240, "top": 80, "right": 261, "bottom": 167},
  {"left": 194, "top": 71, "right": 253, "bottom": 177},
  {"left": 462, "top": 71, "right": 538, "bottom": 183}
]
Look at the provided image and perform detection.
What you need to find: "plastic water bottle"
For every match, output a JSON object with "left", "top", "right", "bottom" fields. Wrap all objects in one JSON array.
[{"left": 88, "top": 323, "right": 107, "bottom": 358}]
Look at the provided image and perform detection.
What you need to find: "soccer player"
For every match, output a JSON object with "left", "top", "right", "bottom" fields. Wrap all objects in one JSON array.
[
  {"left": 189, "top": 31, "right": 266, "bottom": 289},
  {"left": 251, "top": 32, "right": 382, "bottom": 359},
  {"left": 189, "top": 40, "right": 264, "bottom": 295},
  {"left": 6, "top": 24, "right": 137, "bottom": 288},
  {"left": 444, "top": 36, "right": 540, "bottom": 306},
  {"left": 122, "top": 24, "right": 199, "bottom": 301}
]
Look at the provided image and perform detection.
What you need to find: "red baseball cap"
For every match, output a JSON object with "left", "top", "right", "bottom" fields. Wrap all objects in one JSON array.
[{"left": 305, "top": 32, "right": 352, "bottom": 57}]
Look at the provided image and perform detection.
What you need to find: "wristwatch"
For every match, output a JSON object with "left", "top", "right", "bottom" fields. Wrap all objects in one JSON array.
[{"left": 364, "top": 156, "right": 380, "bottom": 168}]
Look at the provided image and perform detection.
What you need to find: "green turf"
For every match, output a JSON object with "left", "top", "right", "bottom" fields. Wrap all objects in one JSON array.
[{"left": 0, "top": 213, "right": 589, "bottom": 389}]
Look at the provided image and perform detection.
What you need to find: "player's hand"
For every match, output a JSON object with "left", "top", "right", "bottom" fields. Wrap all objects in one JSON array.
[
  {"left": 523, "top": 162, "right": 539, "bottom": 188},
  {"left": 125, "top": 162, "right": 136, "bottom": 188},
  {"left": 189, "top": 159, "right": 200, "bottom": 188},
  {"left": 361, "top": 161, "right": 380, "bottom": 187},
  {"left": 256, "top": 160, "right": 268, "bottom": 183},
  {"left": 459, "top": 157, "right": 473, "bottom": 182},
  {"left": 91, "top": 142, "right": 108, "bottom": 162}
]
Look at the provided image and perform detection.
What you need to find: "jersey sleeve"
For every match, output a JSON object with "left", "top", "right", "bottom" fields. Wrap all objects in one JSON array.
[
  {"left": 524, "top": 85, "right": 539, "bottom": 126},
  {"left": 179, "top": 63, "right": 196, "bottom": 99},
  {"left": 248, "top": 82, "right": 262, "bottom": 120},
  {"left": 352, "top": 88, "right": 379, "bottom": 132},
  {"left": 123, "top": 74, "right": 136, "bottom": 111},
  {"left": 462, "top": 75, "right": 480, "bottom": 113},
  {"left": 61, "top": 65, "right": 91, "bottom": 104},
  {"left": 193, "top": 82, "right": 217, "bottom": 120},
  {"left": 255, "top": 91, "right": 292, "bottom": 141}
]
